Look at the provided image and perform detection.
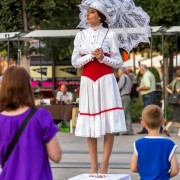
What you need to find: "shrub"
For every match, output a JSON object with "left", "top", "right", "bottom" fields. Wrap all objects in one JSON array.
[
  {"left": 130, "top": 98, "right": 144, "bottom": 122},
  {"left": 165, "top": 105, "right": 173, "bottom": 122},
  {"left": 130, "top": 97, "right": 173, "bottom": 122},
  {"left": 137, "top": 66, "right": 161, "bottom": 82}
]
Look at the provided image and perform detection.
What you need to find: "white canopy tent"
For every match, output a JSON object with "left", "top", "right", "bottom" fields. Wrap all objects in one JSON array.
[
  {"left": 123, "top": 56, "right": 144, "bottom": 68},
  {"left": 0, "top": 26, "right": 173, "bottom": 66},
  {"left": 0, "top": 26, "right": 178, "bottom": 41},
  {"left": 0, "top": 32, "right": 20, "bottom": 41},
  {"left": 0, "top": 32, "right": 27, "bottom": 41},
  {"left": 0, "top": 26, "right": 179, "bottom": 69},
  {"left": 0, "top": 26, "right": 180, "bottom": 117},
  {"left": 166, "top": 26, "right": 180, "bottom": 33},
  {"left": 173, "top": 53, "right": 180, "bottom": 66},
  {"left": 23, "top": 30, "right": 79, "bottom": 38},
  {"left": 123, "top": 55, "right": 163, "bottom": 68},
  {"left": 139, "top": 55, "right": 163, "bottom": 67},
  {"left": 151, "top": 26, "right": 165, "bottom": 34},
  {"left": 123, "top": 54, "right": 180, "bottom": 68},
  {"left": 24, "top": 27, "right": 154, "bottom": 39}
]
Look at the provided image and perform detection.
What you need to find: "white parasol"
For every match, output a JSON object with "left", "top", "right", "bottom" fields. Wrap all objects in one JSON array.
[{"left": 77, "top": 0, "right": 151, "bottom": 53}]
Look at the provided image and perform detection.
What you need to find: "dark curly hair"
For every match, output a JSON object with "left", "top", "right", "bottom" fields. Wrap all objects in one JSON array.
[{"left": 97, "top": 11, "right": 108, "bottom": 28}]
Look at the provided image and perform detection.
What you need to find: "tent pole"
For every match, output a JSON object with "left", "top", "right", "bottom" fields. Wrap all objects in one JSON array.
[
  {"left": 133, "top": 50, "right": 136, "bottom": 74},
  {"left": 176, "top": 33, "right": 178, "bottom": 67},
  {"left": 150, "top": 29, "right": 153, "bottom": 67},
  {"left": 5, "top": 34, "right": 10, "bottom": 66},
  {"left": 162, "top": 32, "right": 166, "bottom": 120},
  {"left": 17, "top": 34, "right": 21, "bottom": 65},
  {"left": 51, "top": 38, "right": 55, "bottom": 93},
  {"left": 39, "top": 39, "right": 42, "bottom": 83}
]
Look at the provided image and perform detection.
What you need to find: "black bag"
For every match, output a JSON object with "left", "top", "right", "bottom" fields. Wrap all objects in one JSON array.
[
  {"left": 1, "top": 107, "right": 37, "bottom": 168},
  {"left": 168, "top": 93, "right": 180, "bottom": 105}
]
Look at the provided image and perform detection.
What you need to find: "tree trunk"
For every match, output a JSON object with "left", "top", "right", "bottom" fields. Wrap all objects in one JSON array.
[
  {"left": 21, "top": 0, "right": 30, "bottom": 71},
  {"left": 163, "top": 56, "right": 169, "bottom": 119},
  {"left": 22, "top": 0, "right": 28, "bottom": 32},
  {"left": 169, "top": 53, "right": 174, "bottom": 82},
  {"left": 20, "top": 55, "right": 30, "bottom": 74}
]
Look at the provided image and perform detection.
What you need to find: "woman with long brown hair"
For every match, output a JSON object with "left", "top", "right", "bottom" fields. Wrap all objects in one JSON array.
[{"left": 0, "top": 66, "right": 62, "bottom": 180}]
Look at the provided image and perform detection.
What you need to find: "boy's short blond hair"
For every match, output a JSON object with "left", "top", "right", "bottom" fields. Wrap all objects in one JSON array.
[{"left": 142, "top": 105, "right": 163, "bottom": 129}]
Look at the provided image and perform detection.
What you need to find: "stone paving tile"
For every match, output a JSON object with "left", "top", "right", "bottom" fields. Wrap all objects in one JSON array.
[{"left": 51, "top": 123, "right": 180, "bottom": 180}]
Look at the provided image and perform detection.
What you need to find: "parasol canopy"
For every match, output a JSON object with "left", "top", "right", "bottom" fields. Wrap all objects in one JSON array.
[{"left": 77, "top": 0, "right": 151, "bottom": 53}]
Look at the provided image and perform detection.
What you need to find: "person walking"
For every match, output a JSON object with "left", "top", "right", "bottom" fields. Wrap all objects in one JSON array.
[
  {"left": 136, "top": 64, "right": 156, "bottom": 134},
  {"left": 163, "top": 68, "right": 180, "bottom": 137},
  {"left": 0, "top": 66, "right": 62, "bottom": 180},
  {"left": 118, "top": 67, "right": 134, "bottom": 135},
  {"left": 127, "top": 69, "right": 138, "bottom": 98}
]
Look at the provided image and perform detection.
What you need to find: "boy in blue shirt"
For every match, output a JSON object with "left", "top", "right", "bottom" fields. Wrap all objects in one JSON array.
[{"left": 131, "top": 105, "right": 179, "bottom": 179}]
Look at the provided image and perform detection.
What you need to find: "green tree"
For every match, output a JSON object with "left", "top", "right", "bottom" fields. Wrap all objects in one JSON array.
[
  {"left": 134, "top": 0, "right": 180, "bottom": 59},
  {"left": 135, "top": 0, "right": 180, "bottom": 26},
  {"left": 135, "top": 0, "right": 180, "bottom": 82},
  {"left": 0, "top": 0, "right": 81, "bottom": 61},
  {"left": 0, "top": 0, "right": 180, "bottom": 64}
]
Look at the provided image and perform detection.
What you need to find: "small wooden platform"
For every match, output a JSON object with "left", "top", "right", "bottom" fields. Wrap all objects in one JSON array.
[{"left": 68, "top": 174, "right": 131, "bottom": 180}]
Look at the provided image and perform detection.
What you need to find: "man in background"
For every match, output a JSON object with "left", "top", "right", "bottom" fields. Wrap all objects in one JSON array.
[
  {"left": 118, "top": 67, "right": 134, "bottom": 135},
  {"left": 136, "top": 64, "right": 156, "bottom": 134},
  {"left": 127, "top": 69, "right": 138, "bottom": 98},
  {"left": 56, "top": 84, "right": 73, "bottom": 132},
  {"left": 56, "top": 84, "right": 73, "bottom": 104}
]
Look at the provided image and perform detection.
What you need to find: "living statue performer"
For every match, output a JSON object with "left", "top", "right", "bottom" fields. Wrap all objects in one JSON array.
[{"left": 71, "top": 0, "right": 151, "bottom": 177}]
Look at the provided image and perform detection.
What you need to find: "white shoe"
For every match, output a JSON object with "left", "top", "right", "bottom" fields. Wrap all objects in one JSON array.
[
  {"left": 98, "top": 173, "right": 107, "bottom": 178},
  {"left": 89, "top": 173, "right": 98, "bottom": 177}
]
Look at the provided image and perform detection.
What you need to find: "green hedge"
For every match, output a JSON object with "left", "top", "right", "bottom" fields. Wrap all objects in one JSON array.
[
  {"left": 130, "top": 98, "right": 144, "bottom": 122},
  {"left": 130, "top": 98, "right": 173, "bottom": 122},
  {"left": 137, "top": 66, "right": 161, "bottom": 82}
]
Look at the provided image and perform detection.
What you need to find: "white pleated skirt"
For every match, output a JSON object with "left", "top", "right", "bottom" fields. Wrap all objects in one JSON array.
[{"left": 75, "top": 74, "right": 126, "bottom": 138}]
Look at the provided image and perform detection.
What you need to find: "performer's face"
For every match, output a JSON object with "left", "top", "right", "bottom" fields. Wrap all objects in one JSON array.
[{"left": 86, "top": 8, "right": 101, "bottom": 27}]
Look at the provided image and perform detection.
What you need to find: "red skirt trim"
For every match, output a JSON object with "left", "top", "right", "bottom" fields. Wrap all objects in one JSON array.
[{"left": 79, "top": 107, "right": 123, "bottom": 116}]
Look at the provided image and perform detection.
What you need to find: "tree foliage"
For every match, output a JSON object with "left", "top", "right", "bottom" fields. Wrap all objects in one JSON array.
[
  {"left": 135, "top": 0, "right": 180, "bottom": 62},
  {"left": 0, "top": 0, "right": 81, "bottom": 61},
  {"left": 0, "top": 0, "right": 179, "bottom": 62},
  {"left": 134, "top": 0, "right": 180, "bottom": 26}
]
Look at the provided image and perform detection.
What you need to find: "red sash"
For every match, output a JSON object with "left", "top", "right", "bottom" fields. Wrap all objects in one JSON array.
[{"left": 82, "top": 53, "right": 113, "bottom": 82}]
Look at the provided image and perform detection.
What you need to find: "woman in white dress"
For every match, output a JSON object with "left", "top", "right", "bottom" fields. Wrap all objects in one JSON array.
[{"left": 71, "top": 1, "right": 126, "bottom": 177}]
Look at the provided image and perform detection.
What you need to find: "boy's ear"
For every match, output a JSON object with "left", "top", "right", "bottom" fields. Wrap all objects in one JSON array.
[
  {"left": 161, "top": 119, "right": 166, "bottom": 125},
  {"left": 141, "top": 119, "right": 146, "bottom": 127}
]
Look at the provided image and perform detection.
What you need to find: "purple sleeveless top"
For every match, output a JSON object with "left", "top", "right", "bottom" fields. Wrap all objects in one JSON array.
[{"left": 0, "top": 107, "right": 58, "bottom": 180}]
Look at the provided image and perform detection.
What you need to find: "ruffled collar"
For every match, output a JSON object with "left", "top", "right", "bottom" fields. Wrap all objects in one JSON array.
[{"left": 90, "top": 23, "right": 103, "bottom": 31}]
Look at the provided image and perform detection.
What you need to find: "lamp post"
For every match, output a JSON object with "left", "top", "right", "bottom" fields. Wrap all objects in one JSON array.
[
  {"left": 5, "top": 34, "right": 10, "bottom": 65},
  {"left": 161, "top": 32, "right": 170, "bottom": 120},
  {"left": 17, "top": 33, "right": 21, "bottom": 65},
  {"left": 38, "top": 39, "right": 42, "bottom": 83},
  {"left": 176, "top": 33, "right": 178, "bottom": 67},
  {"left": 150, "top": 28, "right": 153, "bottom": 67}
]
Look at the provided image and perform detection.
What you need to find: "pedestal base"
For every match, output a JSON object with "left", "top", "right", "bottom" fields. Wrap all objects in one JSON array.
[{"left": 68, "top": 174, "right": 131, "bottom": 180}]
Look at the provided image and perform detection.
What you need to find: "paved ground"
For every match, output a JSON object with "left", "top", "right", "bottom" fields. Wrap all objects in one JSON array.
[{"left": 51, "top": 123, "right": 180, "bottom": 180}]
